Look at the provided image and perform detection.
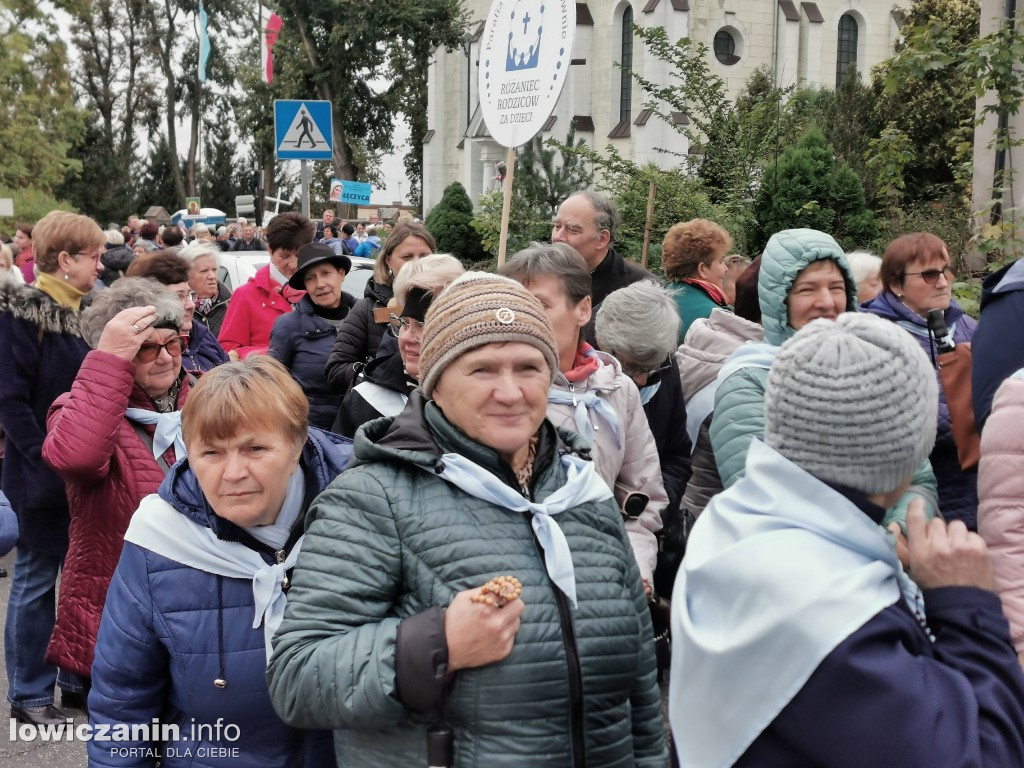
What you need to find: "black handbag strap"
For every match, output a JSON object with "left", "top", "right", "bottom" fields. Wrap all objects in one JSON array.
[{"left": 128, "top": 420, "right": 172, "bottom": 475}]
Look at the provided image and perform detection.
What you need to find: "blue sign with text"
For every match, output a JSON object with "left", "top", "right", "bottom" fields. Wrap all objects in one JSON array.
[
  {"left": 274, "top": 100, "right": 333, "bottom": 160},
  {"left": 338, "top": 180, "right": 372, "bottom": 205}
]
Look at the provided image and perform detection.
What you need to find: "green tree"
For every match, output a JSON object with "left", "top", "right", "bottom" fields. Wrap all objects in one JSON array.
[
  {"left": 135, "top": 134, "right": 182, "bottom": 213},
  {"left": 57, "top": 120, "right": 137, "bottom": 226},
  {"left": 0, "top": 3, "right": 85, "bottom": 193},
  {"left": 0, "top": 187, "right": 74, "bottom": 235},
  {"left": 426, "top": 182, "right": 486, "bottom": 264},
  {"left": 751, "top": 127, "right": 877, "bottom": 252},
  {"left": 200, "top": 105, "right": 240, "bottom": 214},
  {"left": 471, "top": 190, "right": 552, "bottom": 259},
  {"left": 517, "top": 125, "right": 594, "bottom": 218}
]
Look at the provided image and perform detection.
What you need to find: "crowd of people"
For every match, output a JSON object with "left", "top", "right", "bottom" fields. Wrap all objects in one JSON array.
[{"left": 2, "top": 193, "right": 1024, "bottom": 767}]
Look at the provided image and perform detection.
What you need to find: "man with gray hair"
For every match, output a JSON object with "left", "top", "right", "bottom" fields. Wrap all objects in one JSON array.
[
  {"left": 552, "top": 191, "right": 655, "bottom": 307},
  {"left": 671, "top": 313, "right": 1024, "bottom": 767}
]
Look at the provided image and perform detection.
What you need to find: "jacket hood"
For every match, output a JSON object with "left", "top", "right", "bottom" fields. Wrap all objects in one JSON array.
[
  {"left": 0, "top": 281, "right": 85, "bottom": 336},
  {"left": 363, "top": 351, "right": 417, "bottom": 395},
  {"left": 980, "top": 259, "right": 1024, "bottom": 311},
  {"left": 758, "top": 229, "right": 857, "bottom": 346},
  {"left": 553, "top": 348, "right": 623, "bottom": 394},
  {"left": 158, "top": 427, "right": 352, "bottom": 540},
  {"left": 364, "top": 278, "right": 393, "bottom": 306},
  {"left": 676, "top": 308, "right": 764, "bottom": 399},
  {"left": 863, "top": 291, "right": 966, "bottom": 328}
]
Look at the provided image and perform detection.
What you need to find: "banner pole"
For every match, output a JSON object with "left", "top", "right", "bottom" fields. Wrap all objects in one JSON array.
[
  {"left": 496, "top": 145, "right": 517, "bottom": 268},
  {"left": 641, "top": 181, "right": 656, "bottom": 270}
]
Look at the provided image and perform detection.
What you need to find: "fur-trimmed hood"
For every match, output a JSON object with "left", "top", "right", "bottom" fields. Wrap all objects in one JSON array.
[{"left": 0, "top": 280, "right": 85, "bottom": 336}]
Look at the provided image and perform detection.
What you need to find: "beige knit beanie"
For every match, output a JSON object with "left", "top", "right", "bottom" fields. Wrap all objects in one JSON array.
[{"left": 418, "top": 272, "right": 559, "bottom": 397}]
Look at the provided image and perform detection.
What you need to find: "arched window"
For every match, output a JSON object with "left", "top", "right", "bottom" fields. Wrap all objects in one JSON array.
[
  {"left": 836, "top": 13, "right": 858, "bottom": 87},
  {"left": 619, "top": 5, "right": 633, "bottom": 124}
]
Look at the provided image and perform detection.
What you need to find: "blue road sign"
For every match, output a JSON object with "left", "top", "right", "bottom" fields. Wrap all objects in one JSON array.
[
  {"left": 338, "top": 180, "right": 372, "bottom": 205},
  {"left": 274, "top": 100, "right": 333, "bottom": 160}
]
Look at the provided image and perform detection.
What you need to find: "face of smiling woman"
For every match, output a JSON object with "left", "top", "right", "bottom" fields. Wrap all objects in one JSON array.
[
  {"left": 190, "top": 428, "right": 303, "bottom": 528},
  {"left": 302, "top": 263, "right": 345, "bottom": 309}
]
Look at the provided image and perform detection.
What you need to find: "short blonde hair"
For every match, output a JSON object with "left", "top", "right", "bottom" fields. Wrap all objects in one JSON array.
[
  {"left": 846, "top": 250, "right": 882, "bottom": 285},
  {"left": 392, "top": 254, "right": 464, "bottom": 305},
  {"left": 181, "top": 357, "right": 309, "bottom": 450},
  {"left": 33, "top": 211, "right": 105, "bottom": 274}
]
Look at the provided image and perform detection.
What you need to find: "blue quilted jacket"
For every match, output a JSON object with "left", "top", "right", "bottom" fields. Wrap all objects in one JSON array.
[
  {"left": 864, "top": 292, "right": 978, "bottom": 528},
  {"left": 87, "top": 429, "right": 351, "bottom": 768}
]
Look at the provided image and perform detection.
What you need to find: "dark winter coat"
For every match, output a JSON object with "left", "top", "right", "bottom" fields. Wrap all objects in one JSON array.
[
  {"left": 973, "top": 259, "right": 1024, "bottom": 430},
  {"left": 0, "top": 279, "right": 90, "bottom": 555},
  {"left": 87, "top": 428, "right": 351, "bottom": 768},
  {"left": 266, "top": 393, "right": 667, "bottom": 767},
  {"left": 269, "top": 294, "right": 356, "bottom": 431},
  {"left": 324, "top": 279, "right": 394, "bottom": 396},
  {"left": 334, "top": 352, "right": 415, "bottom": 438},
  {"left": 231, "top": 237, "right": 266, "bottom": 251},
  {"left": 864, "top": 292, "right": 978, "bottom": 528},
  {"left": 99, "top": 244, "right": 134, "bottom": 286},
  {"left": 182, "top": 321, "right": 229, "bottom": 373},
  {"left": 42, "top": 351, "right": 192, "bottom": 677},
  {"left": 193, "top": 281, "right": 232, "bottom": 338},
  {"left": 591, "top": 247, "right": 656, "bottom": 308}
]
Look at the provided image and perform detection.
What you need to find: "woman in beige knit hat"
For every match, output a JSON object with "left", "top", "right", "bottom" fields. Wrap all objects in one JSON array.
[{"left": 268, "top": 271, "right": 667, "bottom": 768}]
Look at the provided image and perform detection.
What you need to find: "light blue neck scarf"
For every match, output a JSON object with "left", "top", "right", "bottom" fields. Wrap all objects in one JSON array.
[
  {"left": 124, "top": 493, "right": 304, "bottom": 663},
  {"left": 428, "top": 452, "right": 613, "bottom": 608},
  {"left": 670, "top": 439, "right": 925, "bottom": 768},
  {"left": 124, "top": 409, "right": 186, "bottom": 463},
  {"left": 547, "top": 388, "right": 623, "bottom": 449},
  {"left": 638, "top": 380, "right": 661, "bottom": 406}
]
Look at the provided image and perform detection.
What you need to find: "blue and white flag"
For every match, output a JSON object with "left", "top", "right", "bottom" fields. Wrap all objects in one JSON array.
[{"left": 198, "top": 2, "right": 210, "bottom": 82}]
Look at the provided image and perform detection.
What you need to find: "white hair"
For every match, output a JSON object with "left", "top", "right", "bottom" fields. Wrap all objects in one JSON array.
[
  {"left": 105, "top": 229, "right": 125, "bottom": 246},
  {"left": 392, "top": 253, "right": 464, "bottom": 305},
  {"left": 177, "top": 240, "right": 222, "bottom": 267},
  {"left": 596, "top": 280, "right": 680, "bottom": 366},
  {"left": 845, "top": 251, "right": 881, "bottom": 285}
]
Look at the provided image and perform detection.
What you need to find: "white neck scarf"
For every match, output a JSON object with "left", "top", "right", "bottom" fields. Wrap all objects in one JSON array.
[
  {"left": 427, "top": 452, "right": 613, "bottom": 608},
  {"left": 670, "top": 440, "right": 923, "bottom": 768},
  {"left": 268, "top": 262, "right": 289, "bottom": 290},
  {"left": 124, "top": 409, "right": 186, "bottom": 463},
  {"left": 124, "top": 493, "right": 303, "bottom": 663},
  {"left": 547, "top": 388, "right": 623, "bottom": 449}
]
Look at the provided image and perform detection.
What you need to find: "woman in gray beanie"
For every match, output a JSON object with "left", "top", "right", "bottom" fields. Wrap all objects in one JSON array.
[
  {"left": 268, "top": 272, "right": 666, "bottom": 767},
  {"left": 671, "top": 312, "right": 1024, "bottom": 768}
]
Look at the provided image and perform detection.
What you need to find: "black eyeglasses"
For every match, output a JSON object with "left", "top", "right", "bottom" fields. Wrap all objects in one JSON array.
[
  {"left": 388, "top": 313, "right": 424, "bottom": 338},
  {"left": 618, "top": 358, "right": 672, "bottom": 385},
  {"left": 135, "top": 336, "right": 186, "bottom": 363},
  {"left": 904, "top": 266, "right": 955, "bottom": 286}
]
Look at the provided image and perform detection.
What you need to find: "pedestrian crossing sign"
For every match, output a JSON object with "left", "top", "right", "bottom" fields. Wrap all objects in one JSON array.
[{"left": 274, "top": 100, "right": 333, "bottom": 160}]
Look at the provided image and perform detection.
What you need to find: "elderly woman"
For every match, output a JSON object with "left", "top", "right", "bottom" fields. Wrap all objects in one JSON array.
[
  {"left": 0, "top": 242, "right": 24, "bottom": 285},
  {"left": 127, "top": 251, "right": 228, "bottom": 373},
  {"left": 179, "top": 241, "right": 231, "bottom": 337},
  {"left": 663, "top": 218, "right": 733, "bottom": 340},
  {"left": 267, "top": 273, "right": 666, "bottom": 767},
  {"left": 87, "top": 357, "right": 350, "bottom": 767},
  {"left": 42, "top": 278, "right": 191, "bottom": 695},
  {"left": 863, "top": 233, "right": 977, "bottom": 529},
  {"left": 499, "top": 244, "right": 668, "bottom": 591},
  {"left": 336, "top": 254, "right": 464, "bottom": 437},
  {"left": 596, "top": 280, "right": 692, "bottom": 598},
  {"left": 269, "top": 243, "right": 355, "bottom": 430},
  {"left": 219, "top": 212, "right": 315, "bottom": 358},
  {"left": 99, "top": 229, "right": 134, "bottom": 286},
  {"left": 325, "top": 220, "right": 435, "bottom": 395},
  {"left": 847, "top": 250, "right": 883, "bottom": 305},
  {"left": 0, "top": 210, "right": 103, "bottom": 725}
]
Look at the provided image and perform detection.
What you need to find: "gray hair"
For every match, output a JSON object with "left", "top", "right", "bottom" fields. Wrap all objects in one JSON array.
[
  {"left": 499, "top": 241, "right": 591, "bottom": 305},
  {"left": 105, "top": 229, "right": 125, "bottom": 246},
  {"left": 571, "top": 191, "right": 619, "bottom": 240},
  {"left": 80, "top": 277, "right": 184, "bottom": 349},
  {"left": 845, "top": 250, "right": 881, "bottom": 285},
  {"left": 392, "top": 254, "right": 464, "bottom": 305},
  {"left": 596, "top": 281, "right": 680, "bottom": 366},
  {"left": 178, "top": 240, "right": 221, "bottom": 267}
]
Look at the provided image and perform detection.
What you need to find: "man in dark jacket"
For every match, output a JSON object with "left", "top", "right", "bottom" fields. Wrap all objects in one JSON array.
[
  {"left": 973, "top": 258, "right": 1024, "bottom": 430},
  {"left": 231, "top": 223, "right": 266, "bottom": 252},
  {"left": 671, "top": 313, "right": 1024, "bottom": 768},
  {"left": 552, "top": 191, "right": 655, "bottom": 307}
]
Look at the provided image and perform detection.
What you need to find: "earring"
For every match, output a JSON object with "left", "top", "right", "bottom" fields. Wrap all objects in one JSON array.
[{"left": 63, "top": 274, "right": 69, "bottom": 281}]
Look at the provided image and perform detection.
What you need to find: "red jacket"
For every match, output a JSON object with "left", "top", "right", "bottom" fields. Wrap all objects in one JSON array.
[
  {"left": 217, "top": 265, "right": 302, "bottom": 358},
  {"left": 41, "top": 350, "right": 192, "bottom": 677}
]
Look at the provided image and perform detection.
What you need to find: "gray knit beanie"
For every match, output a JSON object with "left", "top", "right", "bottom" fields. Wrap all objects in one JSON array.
[
  {"left": 764, "top": 313, "right": 937, "bottom": 494},
  {"left": 418, "top": 272, "right": 559, "bottom": 397}
]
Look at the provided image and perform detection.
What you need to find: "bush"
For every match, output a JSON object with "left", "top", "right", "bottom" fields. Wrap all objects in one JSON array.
[
  {"left": 471, "top": 190, "right": 551, "bottom": 260},
  {"left": 425, "top": 181, "right": 486, "bottom": 265},
  {"left": 0, "top": 187, "right": 76, "bottom": 234}
]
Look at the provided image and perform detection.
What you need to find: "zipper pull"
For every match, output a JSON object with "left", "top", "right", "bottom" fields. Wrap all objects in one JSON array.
[{"left": 275, "top": 549, "right": 286, "bottom": 564}]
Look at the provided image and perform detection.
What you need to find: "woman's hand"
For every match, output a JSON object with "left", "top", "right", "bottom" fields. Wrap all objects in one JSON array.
[
  {"left": 96, "top": 306, "right": 159, "bottom": 361},
  {"left": 445, "top": 587, "right": 524, "bottom": 671}
]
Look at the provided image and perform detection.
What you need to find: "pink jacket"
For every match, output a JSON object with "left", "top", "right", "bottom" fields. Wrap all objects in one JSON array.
[
  {"left": 41, "top": 350, "right": 190, "bottom": 677},
  {"left": 547, "top": 349, "right": 667, "bottom": 584},
  {"left": 218, "top": 265, "right": 301, "bottom": 358},
  {"left": 979, "top": 371, "right": 1024, "bottom": 655}
]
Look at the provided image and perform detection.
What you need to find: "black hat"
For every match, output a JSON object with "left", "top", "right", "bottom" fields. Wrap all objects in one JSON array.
[
  {"left": 289, "top": 242, "right": 351, "bottom": 290},
  {"left": 401, "top": 286, "right": 434, "bottom": 323}
]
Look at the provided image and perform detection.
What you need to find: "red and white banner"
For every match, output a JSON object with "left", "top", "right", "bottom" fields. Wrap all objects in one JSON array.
[{"left": 261, "top": 10, "right": 283, "bottom": 83}]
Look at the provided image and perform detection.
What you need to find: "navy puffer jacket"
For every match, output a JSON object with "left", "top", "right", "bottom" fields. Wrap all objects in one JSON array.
[
  {"left": 183, "top": 321, "right": 229, "bottom": 373},
  {"left": 863, "top": 292, "right": 978, "bottom": 528},
  {"left": 87, "top": 428, "right": 352, "bottom": 768}
]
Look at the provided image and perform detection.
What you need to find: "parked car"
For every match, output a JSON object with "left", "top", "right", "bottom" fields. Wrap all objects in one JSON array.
[{"left": 217, "top": 252, "right": 375, "bottom": 299}]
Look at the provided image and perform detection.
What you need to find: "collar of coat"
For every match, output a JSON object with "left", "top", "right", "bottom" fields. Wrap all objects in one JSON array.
[{"left": 0, "top": 277, "right": 87, "bottom": 336}]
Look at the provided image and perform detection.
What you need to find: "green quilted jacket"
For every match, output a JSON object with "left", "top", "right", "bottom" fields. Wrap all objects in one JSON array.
[
  {"left": 709, "top": 228, "right": 938, "bottom": 526},
  {"left": 267, "top": 392, "right": 668, "bottom": 768}
]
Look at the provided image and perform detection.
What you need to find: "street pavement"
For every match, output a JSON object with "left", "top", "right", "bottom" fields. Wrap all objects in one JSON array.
[{"left": 0, "top": 550, "right": 88, "bottom": 767}]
